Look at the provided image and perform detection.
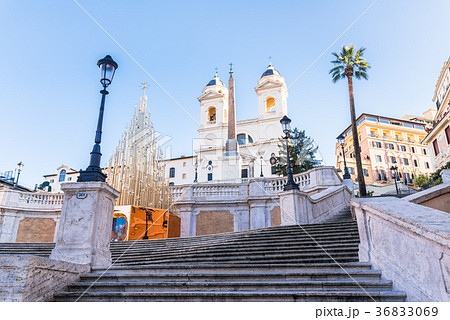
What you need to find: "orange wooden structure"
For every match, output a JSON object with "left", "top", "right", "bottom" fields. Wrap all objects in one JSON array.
[{"left": 112, "top": 205, "right": 180, "bottom": 241}]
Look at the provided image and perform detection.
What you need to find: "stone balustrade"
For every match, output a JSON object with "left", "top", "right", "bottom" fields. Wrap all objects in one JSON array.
[{"left": 0, "top": 189, "right": 63, "bottom": 211}]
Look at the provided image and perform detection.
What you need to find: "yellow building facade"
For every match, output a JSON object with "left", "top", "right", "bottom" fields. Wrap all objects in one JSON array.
[
  {"left": 422, "top": 57, "right": 450, "bottom": 170},
  {"left": 336, "top": 113, "right": 433, "bottom": 185}
]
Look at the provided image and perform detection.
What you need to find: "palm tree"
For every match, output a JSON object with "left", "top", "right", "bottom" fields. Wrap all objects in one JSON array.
[{"left": 330, "top": 45, "right": 370, "bottom": 196}]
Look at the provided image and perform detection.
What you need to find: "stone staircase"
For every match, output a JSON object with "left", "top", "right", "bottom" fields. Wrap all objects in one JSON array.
[{"left": 51, "top": 211, "right": 406, "bottom": 302}]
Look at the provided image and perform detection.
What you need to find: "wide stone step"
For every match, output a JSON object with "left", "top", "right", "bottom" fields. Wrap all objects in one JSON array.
[
  {"left": 54, "top": 290, "right": 406, "bottom": 302},
  {"left": 91, "top": 262, "right": 374, "bottom": 273},
  {"left": 111, "top": 247, "right": 359, "bottom": 263},
  {"left": 80, "top": 269, "right": 383, "bottom": 282},
  {"left": 67, "top": 279, "right": 394, "bottom": 292},
  {"left": 112, "top": 255, "right": 359, "bottom": 266}
]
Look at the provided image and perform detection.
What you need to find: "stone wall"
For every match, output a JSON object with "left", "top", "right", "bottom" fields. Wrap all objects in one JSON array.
[
  {"left": 196, "top": 211, "right": 234, "bottom": 236},
  {"left": 0, "top": 255, "right": 89, "bottom": 302},
  {"left": 16, "top": 218, "right": 56, "bottom": 243},
  {"left": 351, "top": 196, "right": 450, "bottom": 302}
]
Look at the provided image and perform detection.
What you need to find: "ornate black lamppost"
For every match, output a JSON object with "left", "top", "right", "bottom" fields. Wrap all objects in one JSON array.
[
  {"left": 194, "top": 158, "right": 198, "bottom": 183},
  {"left": 13, "top": 161, "right": 24, "bottom": 188},
  {"left": 337, "top": 134, "right": 351, "bottom": 179},
  {"left": 390, "top": 165, "right": 400, "bottom": 195},
  {"left": 260, "top": 156, "right": 264, "bottom": 177},
  {"left": 78, "top": 55, "right": 118, "bottom": 182},
  {"left": 280, "top": 116, "right": 299, "bottom": 191}
]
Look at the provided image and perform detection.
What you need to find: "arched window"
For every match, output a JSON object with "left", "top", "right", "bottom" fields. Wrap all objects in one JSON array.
[
  {"left": 59, "top": 170, "right": 66, "bottom": 182},
  {"left": 248, "top": 135, "right": 254, "bottom": 143},
  {"left": 266, "top": 97, "right": 275, "bottom": 113},
  {"left": 208, "top": 107, "right": 216, "bottom": 123},
  {"left": 237, "top": 134, "right": 246, "bottom": 145}
]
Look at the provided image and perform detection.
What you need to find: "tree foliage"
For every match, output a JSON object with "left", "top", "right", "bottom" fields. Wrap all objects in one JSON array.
[
  {"left": 273, "top": 128, "right": 321, "bottom": 176},
  {"left": 329, "top": 45, "right": 370, "bottom": 83}
]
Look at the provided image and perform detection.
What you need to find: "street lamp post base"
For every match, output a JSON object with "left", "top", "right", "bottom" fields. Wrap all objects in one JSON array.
[
  {"left": 77, "top": 168, "right": 107, "bottom": 182},
  {"left": 284, "top": 181, "right": 299, "bottom": 191}
]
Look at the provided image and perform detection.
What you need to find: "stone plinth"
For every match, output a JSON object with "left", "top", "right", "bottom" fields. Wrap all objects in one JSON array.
[
  {"left": 342, "top": 178, "right": 355, "bottom": 195},
  {"left": 50, "top": 182, "right": 119, "bottom": 267},
  {"left": 279, "top": 189, "right": 301, "bottom": 225},
  {"left": 221, "top": 152, "right": 241, "bottom": 181}
]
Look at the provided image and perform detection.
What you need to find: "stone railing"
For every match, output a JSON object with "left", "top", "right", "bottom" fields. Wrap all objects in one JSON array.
[
  {"left": 170, "top": 166, "right": 342, "bottom": 202},
  {"left": 351, "top": 195, "right": 450, "bottom": 302},
  {"left": 192, "top": 185, "right": 240, "bottom": 197},
  {"left": 0, "top": 189, "right": 63, "bottom": 211}
]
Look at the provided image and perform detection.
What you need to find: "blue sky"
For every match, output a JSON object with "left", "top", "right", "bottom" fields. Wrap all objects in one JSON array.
[{"left": 1, "top": 0, "right": 450, "bottom": 188}]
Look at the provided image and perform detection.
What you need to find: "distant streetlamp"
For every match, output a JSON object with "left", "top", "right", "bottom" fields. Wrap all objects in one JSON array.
[
  {"left": 260, "top": 156, "right": 264, "bottom": 177},
  {"left": 14, "top": 161, "right": 24, "bottom": 188},
  {"left": 194, "top": 158, "right": 198, "bottom": 183},
  {"left": 390, "top": 165, "right": 400, "bottom": 195},
  {"left": 280, "top": 116, "right": 299, "bottom": 191},
  {"left": 142, "top": 209, "right": 153, "bottom": 240},
  {"left": 337, "top": 134, "right": 351, "bottom": 179},
  {"left": 78, "top": 55, "right": 118, "bottom": 182}
]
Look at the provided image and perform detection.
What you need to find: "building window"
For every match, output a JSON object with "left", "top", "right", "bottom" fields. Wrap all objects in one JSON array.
[
  {"left": 183, "top": 162, "right": 186, "bottom": 167},
  {"left": 400, "top": 145, "right": 407, "bottom": 152},
  {"left": 207, "top": 173, "right": 213, "bottom": 181},
  {"left": 425, "top": 162, "right": 430, "bottom": 169},
  {"left": 413, "top": 159, "right": 418, "bottom": 167},
  {"left": 248, "top": 135, "right": 254, "bottom": 143},
  {"left": 241, "top": 169, "right": 248, "bottom": 178},
  {"left": 182, "top": 173, "right": 186, "bottom": 179},
  {"left": 208, "top": 107, "right": 216, "bottom": 123},
  {"left": 169, "top": 182, "right": 174, "bottom": 186},
  {"left": 68, "top": 177, "right": 72, "bottom": 181},
  {"left": 390, "top": 156, "right": 396, "bottom": 164},
  {"left": 363, "top": 169, "right": 369, "bottom": 177},
  {"left": 349, "top": 167, "right": 354, "bottom": 175},
  {"left": 411, "top": 147, "right": 415, "bottom": 153},
  {"left": 266, "top": 97, "right": 275, "bottom": 113},
  {"left": 50, "top": 179, "right": 54, "bottom": 183},
  {"left": 169, "top": 167, "right": 175, "bottom": 178},
  {"left": 432, "top": 139, "right": 440, "bottom": 156},
  {"left": 271, "top": 166, "right": 276, "bottom": 174},
  {"left": 59, "top": 170, "right": 66, "bottom": 182},
  {"left": 379, "top": 169, "right": 387, "bottom": 181},
  {"left": 402, "top": 158, "right": 409, "bottom": 166},
  {"left": 387, "top": 143, "right": 394, "bottom": 150},
  {"left": 237, "top": 134, "right": 246, "bottom": 145},
  {"left": 376, "top": 155, "right": 382, "bottom": 162},
  {"left": 422, "top": 149, "right": 427, "bottom": 155},
  {"left": 446, "top": 126, "right": 450, "bottom": 144},
  {"left": 374, "top": 142, "right": 382, "bottom": 148}
]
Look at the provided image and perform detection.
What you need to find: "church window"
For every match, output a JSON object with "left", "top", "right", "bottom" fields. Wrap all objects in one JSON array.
[
  {"left": 248, "top": 135, "right": 254, "bottom": 143},
  {"left": 207, "top": 107, "right": 216, "bottom": 123},
  {"left": 59, "top": 170, "right": 66, "bottom": 182},
  {"left": 241, "top": 169, "right": 248, "bottom": 178},
  {"left": 207, "top": 173, "right": 213, "bottom": 181},
  {"left": 50, "top": 179, "right": 54, "bottom": 183},
  {"left": 169, "top": 182, "right": 174, "bottom": 186},
  {"left": 169, "top": 167, "right": 175, "bottom": 178},
  {"left": 266, "top": 97, "right": 275, "bottom": 113},
  {"left": 237, "top": 134, "right": 246, "bottom": 145}
]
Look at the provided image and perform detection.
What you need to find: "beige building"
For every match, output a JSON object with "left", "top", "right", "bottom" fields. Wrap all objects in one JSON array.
[
  {"left": 42, "top": 165, "right": 79, "bottom": 193},
  {"left": 422, "top": 57, "right": 450, "bottom": 170},
  {"left": 336, "top": 113, "right": 433, "bottom": 185}
]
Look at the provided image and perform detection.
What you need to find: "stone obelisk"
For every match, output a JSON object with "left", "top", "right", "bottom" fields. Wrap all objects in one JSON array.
[{"left": 222, "top": 63, "right": 241, "bottom": 180}]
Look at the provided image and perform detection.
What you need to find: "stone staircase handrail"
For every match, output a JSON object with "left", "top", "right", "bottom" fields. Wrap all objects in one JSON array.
[{"left": 0, "top": 189, "right": 64, "bottom": 210}]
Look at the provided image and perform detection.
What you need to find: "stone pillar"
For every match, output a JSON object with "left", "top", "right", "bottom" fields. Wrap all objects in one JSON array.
[
  {"left": 278, "top": 189, "right": 299, "bottom": 225},
  {"left": 50, "top": 182, "right": 119, "bottom": 267},
  {"left": 441, "top": 169, "right": 450, "bottom": 184},
  {"left": 178, "top": 204, "right": 194, "bottom": 237},
  {"left": 249, "top": 201, "right": 267, "bottom": 229}
]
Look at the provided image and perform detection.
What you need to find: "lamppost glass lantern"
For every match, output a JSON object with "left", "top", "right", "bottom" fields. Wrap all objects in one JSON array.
[
  {"left": 98, "top": 55, "right": 118, "bottom": 88},
  {"left": 14, "top": 161, "right": 24, "bottom": 188},
  {"left": 280, "top": 115, "right": 291, "bottom": 134},
  {"left": 390, "top": 165, "right": 400, "bottom": 195},
  {"left": 337, "top": 134, "right": 345, "bottom": 146}
]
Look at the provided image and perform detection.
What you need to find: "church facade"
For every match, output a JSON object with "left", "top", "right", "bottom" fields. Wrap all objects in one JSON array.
[{"left": 166, "top": 63, "right": 289, "bottom": 185}]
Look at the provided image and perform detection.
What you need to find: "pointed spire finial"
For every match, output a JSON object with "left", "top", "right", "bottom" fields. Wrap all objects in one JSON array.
[
  {"left": 269, "top": 56, "right": 272, "bottom": 65},
  {"left": 229, "top": 63, "right": 233, "bottom": 76},
  {"left": 214, "top": 67, "right": 218, "bottom": 77},
  {"left": 141, "top": 82, "right": 148, "bottom": 97}
]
